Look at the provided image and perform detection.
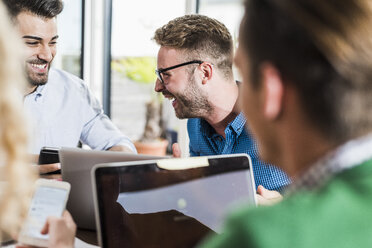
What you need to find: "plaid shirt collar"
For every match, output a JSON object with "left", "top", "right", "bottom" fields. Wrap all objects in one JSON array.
[
  {"left": 200, "top": 112, "right": 246, "bottom": 137},
  {"left": 286, "top": 133, "right": 372, "bottom": 195}
]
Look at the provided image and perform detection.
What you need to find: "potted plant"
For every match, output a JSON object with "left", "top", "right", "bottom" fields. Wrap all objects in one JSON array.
[{"left": 112, "top": 57, "right": 168, "bottom": 156}]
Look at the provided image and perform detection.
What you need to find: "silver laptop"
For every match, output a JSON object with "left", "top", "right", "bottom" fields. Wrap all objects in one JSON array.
[
  {"left": 92, "top": 154, "right": 256, "bottom": 248},
  {"left": 59, "top": 147, "right": 163, "bottom": 230}
]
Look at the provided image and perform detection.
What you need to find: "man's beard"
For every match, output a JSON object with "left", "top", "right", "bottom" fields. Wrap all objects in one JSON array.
[
  {"left": 25, "top": 59, "right": 50, "bottom": 86},
  {"left": 165, "top": 75, "right": 213, "bottom": 119}
]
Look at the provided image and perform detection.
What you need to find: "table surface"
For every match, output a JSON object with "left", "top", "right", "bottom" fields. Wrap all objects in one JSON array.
[{"left": 3, "top": 237, "right": 99, "bottom": 248}]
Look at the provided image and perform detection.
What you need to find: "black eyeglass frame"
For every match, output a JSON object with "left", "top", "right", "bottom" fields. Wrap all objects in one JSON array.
[{"left": 155, "top": 60, "right": 203, "bottom": 84}]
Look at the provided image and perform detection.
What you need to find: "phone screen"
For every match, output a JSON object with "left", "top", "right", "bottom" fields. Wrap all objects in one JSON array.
[{"left": 22, "top": 186, "right": 68, "bottom": 240}]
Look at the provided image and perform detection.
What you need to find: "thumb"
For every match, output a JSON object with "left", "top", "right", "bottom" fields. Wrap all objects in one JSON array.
[
  {"left": 256, "top": 185, "right": 266, "bottom": 195},
  {"left": 172, "top": 143, "right": 181, "bottom": 158},
  {"left": 40, "top": 217, "right": 52, "bottom": 235}
]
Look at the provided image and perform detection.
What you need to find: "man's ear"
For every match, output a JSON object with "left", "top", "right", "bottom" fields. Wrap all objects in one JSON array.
[
  {"left": 200, "top": 62, "right": 213, "bottom": 84},
  {"left": 260, "top": 63, "right": 284, "bottom": 120}
]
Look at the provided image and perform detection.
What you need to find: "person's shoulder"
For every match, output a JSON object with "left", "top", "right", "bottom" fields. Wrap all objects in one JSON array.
[
  {"left": 214, "top": 192, "right": 321, "bottom": 247},
  {"left": 49, "top": 68, "right": 86, "bottom": 89},
  {"left": 204, "top": 166, "right": 372, "bottom": 248}
]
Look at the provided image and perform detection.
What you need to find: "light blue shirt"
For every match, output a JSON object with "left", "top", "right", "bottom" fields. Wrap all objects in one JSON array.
[{"left": 24, "top": 68, "right": 136, "bottom": 154}]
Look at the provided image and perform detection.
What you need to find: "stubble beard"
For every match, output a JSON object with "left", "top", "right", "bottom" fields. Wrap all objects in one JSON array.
[
  {"left": 26, "top": 59, "right": 50, "bottom": 87},
  {"left": 174, "top": 75, "right": 213, "bottom": 119}
]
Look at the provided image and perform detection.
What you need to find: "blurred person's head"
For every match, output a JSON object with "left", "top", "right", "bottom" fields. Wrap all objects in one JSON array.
[
  {"left": 0, "top": 1, "right": 37, "bottom": 240},
  {"left": 153, "top": 15, "right": 234, "bottom": 119},
  {"left": 2, "top": 0, "right": 63, "bottom": 90},
  {"left": 235, "top": 0, "right": 372, "bottom": 175}
]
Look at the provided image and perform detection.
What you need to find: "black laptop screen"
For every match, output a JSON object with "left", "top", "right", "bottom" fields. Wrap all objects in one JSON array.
[{"left": 94, "top": 155, "right": 255, "bottom": 248}]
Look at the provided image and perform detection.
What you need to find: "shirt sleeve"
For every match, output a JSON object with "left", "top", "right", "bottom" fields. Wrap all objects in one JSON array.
[{"left": 78, "top": 82, "right": 136, "bottom": 152}]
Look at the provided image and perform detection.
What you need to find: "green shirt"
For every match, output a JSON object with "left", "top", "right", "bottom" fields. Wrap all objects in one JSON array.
[{"left": 200, "top": 159, "right": 372, "bottom": 248}]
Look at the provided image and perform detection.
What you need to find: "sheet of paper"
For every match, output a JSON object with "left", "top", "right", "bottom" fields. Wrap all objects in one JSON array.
[{"left": 157, "top": 157, "right": 209, "bottom": 170}]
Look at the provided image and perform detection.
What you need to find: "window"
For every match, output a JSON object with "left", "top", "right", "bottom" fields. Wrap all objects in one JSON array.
[
  {"left": 198, "top": 0, "right": 243, "bottom": 40},
  {"left": 198, "top": 0, "right": 243, "bottom": 80},
  {"left": 55, "top": 0, "right": 83, "bottom": 78},
  {"left": 110, "top": 0, "right": 187, "bottom": 142}
]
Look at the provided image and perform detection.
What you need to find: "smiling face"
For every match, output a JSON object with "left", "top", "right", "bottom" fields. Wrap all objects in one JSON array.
[
  {"left": 155, "top": 47, "right": 212, "bottom": 119},
  {"left": 16, "top": 11, "right": 58, "bottom": 87}
]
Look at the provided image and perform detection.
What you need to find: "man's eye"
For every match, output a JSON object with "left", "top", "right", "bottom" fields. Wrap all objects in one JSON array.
[
  {"left": 26, "top": 42, "right": 39, "bottom": 45},
  {"left": 50, "top": 41, "right": 57, "bottom": 45}
]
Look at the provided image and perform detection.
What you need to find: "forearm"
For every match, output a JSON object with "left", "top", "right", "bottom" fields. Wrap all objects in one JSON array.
[{"left": 108, "top": 145, "right": 136, "bottom": 153}]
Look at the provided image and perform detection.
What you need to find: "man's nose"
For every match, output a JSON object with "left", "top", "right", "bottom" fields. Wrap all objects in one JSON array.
[
  {"left": 154, "top": 78, "right": 164, "bottom": 92},
  {"left": 37, "top": 45, "right": 53, "bottom": 62}
]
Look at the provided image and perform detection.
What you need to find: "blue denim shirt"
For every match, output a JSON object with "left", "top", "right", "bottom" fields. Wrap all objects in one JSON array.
[{"left": 187, "top": 113, "right": 290, "bottom": 191}]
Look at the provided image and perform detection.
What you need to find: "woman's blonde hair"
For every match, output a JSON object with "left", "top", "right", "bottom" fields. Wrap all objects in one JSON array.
[{"left": 0, "top": 1, "right": 37, "bottom": 240}]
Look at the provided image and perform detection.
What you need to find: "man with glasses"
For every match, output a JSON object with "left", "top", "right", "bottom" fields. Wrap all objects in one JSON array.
[
  {"left": 153, "top": 15, "right": 290, "bottom": 198},
  {"left": 3, "top": 0, "right": 136, "bottom": 175}
]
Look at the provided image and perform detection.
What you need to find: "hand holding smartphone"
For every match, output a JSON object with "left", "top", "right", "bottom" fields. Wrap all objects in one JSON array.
[{"left": 18, "top": 179, "right": 71, "bottom": 247}]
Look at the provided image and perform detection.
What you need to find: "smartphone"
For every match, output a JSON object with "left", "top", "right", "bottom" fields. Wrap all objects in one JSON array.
[
  {"left": 38, "top": 147, "right": 60, "bottom": 165},
  {"left": 38, "top": 147, "right": 60, "bottom": 174},
  {"left": 18, "top": 179, "right": 71, "bottom": 247}
]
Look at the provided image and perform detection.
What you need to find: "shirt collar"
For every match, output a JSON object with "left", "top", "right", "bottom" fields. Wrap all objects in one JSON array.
[
  {"left": 34, "top": 84, "right": 46, "bottom": 96},
  {"left": 24, "top": 83, "right": 47, "bottom": 102},
  {"left": 200, "top": 118, "right": 214, "bottom": 137},
  {"left": 200, "top": 112, "right": 246, "bottom": 137},
  {"left": 229, "top": 112, "right": 246, "bottom": 136},
  {"left": 286, "top": 133, "right": 372, "bottom": 194}
]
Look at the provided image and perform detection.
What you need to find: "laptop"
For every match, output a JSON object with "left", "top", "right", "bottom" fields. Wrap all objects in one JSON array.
[
  {"left": 92, "top": 154, "right": 256, "bottom": 248},
  {"left": 59, "top": 147, "right": 163, "bottom": 230}
]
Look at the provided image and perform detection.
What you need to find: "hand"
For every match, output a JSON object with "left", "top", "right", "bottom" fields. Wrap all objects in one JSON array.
[
  {"left": 16, "top": 211, "right": 76, "bottom": 248},
  {"left": 172, "top": 143, "right": 181, "bottom": 158},
  {"left": 41, "top": 211, "right": 76, "bottom": 248},
  {"left": 256, "top": 185, "right": 283, "bottom": 206},
  {"left": 108, "top": 145, "right": 135, "bottom": 153},
  {"left": 38, "top": 163, "right": 61, "bottom": 174}
]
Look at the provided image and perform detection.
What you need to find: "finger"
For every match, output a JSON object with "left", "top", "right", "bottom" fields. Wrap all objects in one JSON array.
[
  {"left": 62, "top": 211, "right": 76, "bottom": 229},
  {"left": 172, "top": 143, "right": 181, "bottom": 158},
  {"left": 38, "top": 163, "right": 60, "bottom": 174},
  {"left": 256, "top": 185, "right": 265, "bottom": 195},
  {"left": 40, "top": 216, "right": 54, "bottom": 235},
  {"left": 257, "top": 185, "right": 282, "bottom": 199}
]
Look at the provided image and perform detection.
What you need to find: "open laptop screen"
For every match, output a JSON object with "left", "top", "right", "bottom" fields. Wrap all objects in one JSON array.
[{"left": 93, "top": 154, "right": 256, "bottom": 248}]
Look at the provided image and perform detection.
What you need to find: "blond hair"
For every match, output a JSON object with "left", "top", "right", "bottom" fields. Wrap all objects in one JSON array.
[
  {"left": 0, "top": 1, "right": 37, "bottom": 240},
  {"left": 153, "top": 14, "right": 234, "bottom": 80}
]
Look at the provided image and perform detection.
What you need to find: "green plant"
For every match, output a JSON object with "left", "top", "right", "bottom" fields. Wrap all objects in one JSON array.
[
  {"left": 112, "top": 56, "right": 166, "bottom": 144},
  {"left": 111, "top": 57, "right": 157, "bottom": 84}
]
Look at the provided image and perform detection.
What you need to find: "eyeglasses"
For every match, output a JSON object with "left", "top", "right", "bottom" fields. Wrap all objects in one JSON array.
[{"left": 155, "top": 60, "right": 203, "bottom": 84}]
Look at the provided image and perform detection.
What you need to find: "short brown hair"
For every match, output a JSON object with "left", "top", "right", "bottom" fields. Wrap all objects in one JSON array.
[
  {"left": 241, "top": 0, "right": 372, "bottom": 143},
  {"left": 154, "top": 14, "right": 233, "bottom": 79}
]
